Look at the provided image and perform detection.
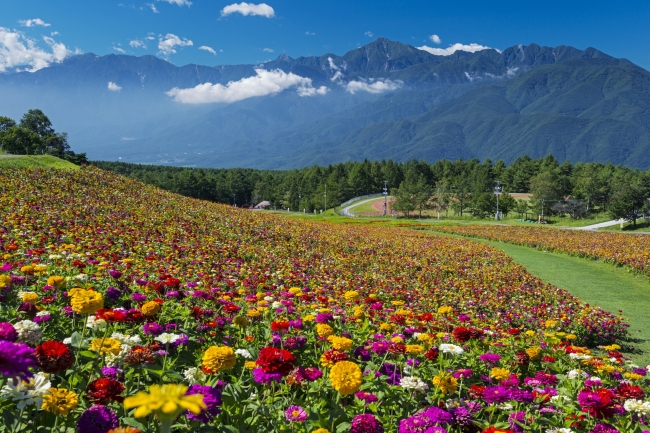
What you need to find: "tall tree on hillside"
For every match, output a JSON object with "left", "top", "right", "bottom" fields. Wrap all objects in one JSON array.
[
  {"left": 529, "top": 171, "right": 563, "bottom": 218},
  {"left": 20, "top": 109, "right": 54, "bottom": 138},
  {"left": 431, "top": 179, "right": 451, "bottom": 219},
  {"left": 608, "top": 176, "right": 648, "bottom": 227},
  {"left": 450, "top": 177, "right": 472, "bottom": 217}
]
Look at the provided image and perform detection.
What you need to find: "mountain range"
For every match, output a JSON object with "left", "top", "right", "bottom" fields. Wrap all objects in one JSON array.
[{"left": 1, "top": 38, "right": 649, "bottom": 169}]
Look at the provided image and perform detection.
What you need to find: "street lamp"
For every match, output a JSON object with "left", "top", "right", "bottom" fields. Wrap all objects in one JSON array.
[
  {"left": 382, "top": 180, "right": 388, "bottom": 216},
  {"left": 324, "top": 184, "right": 327, "bottom": 212},
  {"left": 494, "top": 181, "right": 502, "bottom": 220}
]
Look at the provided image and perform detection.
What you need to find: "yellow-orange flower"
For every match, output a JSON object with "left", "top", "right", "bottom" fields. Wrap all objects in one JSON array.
[
  {"left": 47, "top": 275, "right": 66, "bottom": 288},
  {"left": 68, "top": 288, "right": 104, "bottom": 314},
  {"left": 90, "top": 338, "right": 122, "bottom": 356},
  {"left": 141, "top": 301, "right": 161, "bottom": 317},
  {"left": 329, "top": 361, "right": 362, "bottom": 395},
  {"left": 124, "top": 384, "right": 205, "bottom": 421},
  {"left": 41, "top": 388, "right": 78, "bottom": 415},
  {"left": 432, "top": 374, "right": 458, "bottom": 394},
  {"left": 202, "top": 346, "right": 236, "bottom": 373},
  {"left": 316, "top": 323, "right": 333, "bottom": 338}
]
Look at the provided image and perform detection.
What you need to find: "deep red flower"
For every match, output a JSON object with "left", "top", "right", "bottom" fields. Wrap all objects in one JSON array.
[
  {"left": 95, "top": 308, "right": 127, "bottom": 322},
  {"left": 468, "top": 385, "right": 485, "bottom": 399},
  {"left": 270, "top": 321, "right": 290, "bottom": 332},
  {"left": 541, "top": 356, "right": 556, "bottom": 363},
  {"left": 482, "top": 427, "right": 514, "bottom": 433},
  {"left": 507, "top": 328, "right": 521, "bottom": 336},
  {"left": 86, "top": 377, "right": 125, "bottom": 404},
  {"left": 34, "top": 340, "right": 74, "bottom": 373},
  {"left": 256, "top": 347, "right": 296, "bottom": 375},
  {"left": 453, "top": 327, "right": 472, "bottom": 342},
  {"left": 616, "top": 383, "right": 644, "bottom": 400},
  {"left": 387, "top": 342, "right": 406, "bottom": 354},
  {"left": 424, "top": 347, "right": 439, "bottom": 361},
  {"left": 390, "top": 314, "right": 406, "bottom": 325}
]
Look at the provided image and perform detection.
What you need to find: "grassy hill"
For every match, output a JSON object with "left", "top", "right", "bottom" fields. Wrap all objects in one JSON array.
[{"left": 0, "top": 154, "right": 79, "bottom": 169}]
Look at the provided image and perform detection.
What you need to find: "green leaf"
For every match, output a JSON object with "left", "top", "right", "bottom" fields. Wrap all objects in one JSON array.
[
  {"left": 79, "top": 350, "right": 96, "bottom": 358},
  {"left": 336, "top": 422, "right": 351, "bottom": 433},
  {"left": 69, "top": 331, "right": 83, "bottom": 347},
  {"left": 122, "top": 417, "right": 146, "bottom": 430}
]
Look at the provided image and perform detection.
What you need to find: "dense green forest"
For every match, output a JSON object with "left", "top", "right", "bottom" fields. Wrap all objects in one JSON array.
[{"left": 92, "top": 155, "right": 650, "bottom": 222}]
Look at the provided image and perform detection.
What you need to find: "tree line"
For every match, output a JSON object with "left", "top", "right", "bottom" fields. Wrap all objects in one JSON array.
[
  {"left": 92, "top": 154, "right": 650, "bottom": 224},
  {"left": 0, "top": 109, "right": 87, "bottom": 164}
]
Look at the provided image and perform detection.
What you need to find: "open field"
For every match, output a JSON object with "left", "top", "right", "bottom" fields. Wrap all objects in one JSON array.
[
  {"left": 0, "top": 154, "right": 79, "bottom": 169},
  {"left": 0, "top": 167, "right": 643, "bottom": 432}
]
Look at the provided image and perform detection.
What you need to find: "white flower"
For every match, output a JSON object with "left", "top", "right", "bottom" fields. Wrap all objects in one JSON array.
[
  {"left": 412, "top": 332, "right": 422, "bottom": 340},
  {"left": 14, "top": 320, "right": 42, "bottom": 346},
  {"left": 566, "top": 369, "right": 588, "bottom": 380},
  {"left": 104, "top": 344, "right": 131, "bottom": 367},
  {"left": 498, "top": 403, "right": 513, "bottom": 411},
  {"left": 17, "top": 291, "right": 36, "bottom": 299},
  {"left": 546, "top": 429, "right": 575, "bottom": 433},
  {"left": 399, "top": 376, "right": 428, "bottom": 392},
  {"left": 569, "top": 353, "right": 591, "bottom": 360},
  {"left": 271, "top": 301, "right": 282, "bottom": 309},
  {"left": 48, "top": 254, "right": 62, "bottom": 260},
  {"left": 0, "top": 372, "right": 51, "bottom": 409},
  {"left": 155, "top": 333, "right": 181, "bottom": 344},
  {"left": 264, "top": 296, "right": 274, "bottom": 302},
  {"left": 73, "top": 274, "right": 88, "bottom": 281},
  {"left": 550, "top": 395, "right": 571, "bottom": 404},
  {"left": 36, "top": 311, "right": 50, "bottom": 317},
  {"left": 235, "top": 349, "right": 252, "bottom": 359},
  {"left": 86, "top": 316, "right": 107, "bottom": 330},
  {"left": 403, "top": 365, "right": 413, "bottom": 375},
  {"left": 439, "top": 344, "right": 464, "bottom": 355},
  {"left": 183, "top": 367, "right": 207, "bottom": 385},
  {"left": 62, "top": 337, "right": 72, "bottom": 345},
  {"left": 624, "top": 399, "right": 650, "bottom": 414},
  {"left": 111, "top": 332, "right": 141, "bottom": 347}
]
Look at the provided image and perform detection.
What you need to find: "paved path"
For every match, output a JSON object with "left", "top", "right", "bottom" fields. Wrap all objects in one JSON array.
[
  {"left": 571, "top": 218, "right": 625, "bottom": 230},
  {"left": 341, "top": 197, "right": 383, "bottom": 217}
]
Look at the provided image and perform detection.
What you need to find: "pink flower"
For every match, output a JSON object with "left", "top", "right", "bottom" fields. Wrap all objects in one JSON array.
[{"left": 285, "top": 405, "right": 307, "bottom": 422}]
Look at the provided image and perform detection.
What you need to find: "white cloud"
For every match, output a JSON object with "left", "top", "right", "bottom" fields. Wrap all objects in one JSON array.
[
  {"left": 113, "top": 46, "right": 126, "bottom": 53},
  {"left": 345, "top": 78, "right": 402, "bottom": 94},
  {"left": 0, "top": 28, "right": 73, "bottom": 72},
  {"left": 221, "top": 2, "right": 274, "bottom": 18},
  {"left": 108, "top": 82, "right": 122, "bottom": 92},
  {"left": 130, "top": 39, "right": 146, "bottom": 49},
  {"left": 159, "top": 0, "right": 192, "bottom": 6},
  {"left": 19, "top": 18, "right": 51, "bottom": 27},
  {"left": 199, "top": 45, "right": 216, "bottom": 55},
  {"left": 305, "top": 31, "right": 315, "bottom": 36},
  {"left": 364, "top": 31, "right": 373, "bottom": 37},
  {"left": 121, "top": 137, "right": 135, "bottom": 140},
  {"left": 146, "top": 3, "right": 159, "bottom": 13},
  {"left": 429, "top": 34, "right": 441, "bottom": 44},
  {"left": 158, "top": 33, "right": 193, "bottom": 56},
  {"left": 262, "top": 47, "right": 273, "bottom": 52},
  {"left": 167, "top": 68, "right": 327, "bottom": 104},
  {"left": 417, "top": 42, "right": 493, "bottom": 56},
  {"left": 327, "top": 56, "right": 343, "bottom": 81}
]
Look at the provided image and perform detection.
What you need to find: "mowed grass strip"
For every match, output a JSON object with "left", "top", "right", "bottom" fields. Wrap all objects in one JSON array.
[
  {"left": 0, "top": 155, "right": 79, "bottom": 169},
  {"left": 430, "top": 232, "right": 650, "bottom": 364}
]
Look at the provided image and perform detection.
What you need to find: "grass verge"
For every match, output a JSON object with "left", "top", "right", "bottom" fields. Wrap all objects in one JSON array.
[
  {"left": 0, "top": 155, "right": 79, "bottom": 169},
  {"left": 431, "top": 231, "right": 650, "bottom": 364}
]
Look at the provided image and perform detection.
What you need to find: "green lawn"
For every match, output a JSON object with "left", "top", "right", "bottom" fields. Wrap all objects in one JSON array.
[
  {"left": 0, "top": 154, "right": 79, "bottom": 169},
  {"left": 347, "top": 196, "right": 391, "bottom": 214},
  {"left": 431, "top": 232, "right": 650, "bottom": 364}
]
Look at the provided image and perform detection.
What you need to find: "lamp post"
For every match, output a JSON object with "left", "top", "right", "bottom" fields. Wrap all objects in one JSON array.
[
  {"left": 383, "top": 180, "right": 388, "bottom": 216},
  {"left": 324, "top": 184, "right": 327, "bottom": 212},
  {"left": 494, "top": 181, "right": 502, "bottom": 220}
]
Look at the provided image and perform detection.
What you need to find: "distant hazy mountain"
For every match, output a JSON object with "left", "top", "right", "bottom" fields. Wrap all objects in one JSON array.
[{"left": 1, "top": 38, "right": 649, "bottom": 169}]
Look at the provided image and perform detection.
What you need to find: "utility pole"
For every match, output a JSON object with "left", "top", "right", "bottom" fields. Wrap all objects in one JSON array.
[
  {"left": 324, "top": 184, "right": 327, "bottom": 212},
  {"left": 383, "top": 180, "right": 388, "bottom": 216},
  {"left": 494, "top": 181, "right": 502, "bottom": 220}
]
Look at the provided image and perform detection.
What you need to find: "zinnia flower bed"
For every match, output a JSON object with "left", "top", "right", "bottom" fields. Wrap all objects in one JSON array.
[
  {"left": 0, "top": 168, "right": 646, "bottom": 433},
  {"left": 433, "top": 225, "right": 650, "bottom": 277}
]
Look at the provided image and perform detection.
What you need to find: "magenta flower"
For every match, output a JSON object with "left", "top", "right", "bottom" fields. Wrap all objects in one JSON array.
[{"left": 285, "top": 405, "right": 307, "bottom": 422}]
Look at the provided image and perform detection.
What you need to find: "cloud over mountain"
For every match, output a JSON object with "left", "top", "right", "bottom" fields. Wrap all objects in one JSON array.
[
  {"left": 0, "top": 27, "right": 72, "bottom": 72},
  {"left": 157, "top": 33, "right": 193, "bottom": 56},
  {"left": 220, "top": 2, "right": 275, "bottom": 18},
  {"left": 417, "top": 42, "right": 493, "bottom": 56},
  {"left": 166, "top": 68, "right": 326, "bottom": 104}
]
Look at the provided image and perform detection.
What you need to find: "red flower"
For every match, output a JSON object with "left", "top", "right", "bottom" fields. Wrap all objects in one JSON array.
[
  {"left": 34, "top": 340, "right": 74, "bottom": 373},
  {"left": 86, "top": 378, "right": 125, "bottom": 404},
  {"left": 541, "top": 356, "right": 556, "bottom": 363},
  {"left": 468, "top": 385, "right": 485, "bottom": 399},
  {"left": 256, "top": 347, "right": 296, "bottom": 375},
  {"left": 453, "top": 327, "right": 472, "bottom": 342},
  {"left": 387, "top": 342, "right": 406, "bottom": 354},
  {"left": 482, "top": 427, "right": 514, "bottom": 433},
  {"left": 271, "top": 321, "right": 290, "bottom": 332},
  {"left": 390, "top": 314, "right": 406, "bottom": 325},
  {"left": 616, "top": 383, "right": 644, "bottom": 400},
  {"left": 95, "top": 308, "right": 127, "bottom": 322},
  {"left": 424, "top": 347, "right": 439, "bottom": 361},
  {"left": 506, "top": 328, "right": 521, "bottom": 336}
]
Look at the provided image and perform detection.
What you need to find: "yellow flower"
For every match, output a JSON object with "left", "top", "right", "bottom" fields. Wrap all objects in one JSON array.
[
  {"left": 328, "top": 336, "right": 353, "bottom": 351},
  {"left": 202, "top": 346, "right": 236, "bottom": 373},
  {"left": 233, "top": 316, "right": 250, "bottom": 328},
  {"left": 47, "top": 275, "right": 65, "bottom": 288},
  {"left": 316, "top": 323, "right": 333, "bottom": 338},
  {"left": 391, "top": 336, "right": 404, "bottom": 344},
  {"left": 391, "top": 300, "right": 405, "bottom": 306},
  {"left": 247, "top": 309, "right": 261, "bottom": 318},
  {"left": 417, "top": 333, "right": 432, "bottom": 342},
  {"left": 124, "top": 384, "right": 206, "bottom": 421},
  {"left": 330, "top": 361, "right": 362, "bottom": 395},
  {"left": 545, "top": 320, "right": 558, "bottom": 329},
  {"left": 302, "top": 314, "right": 315, "bottom": 322},
  {"left": 525, "top": 346, "right": 542, "bottom": 360},
  {"left": 68, "top": 288, "right": 104, "bottom": 314},
  {"left": 438, "top": 306, "right": 453, "bottom": 315},
  {"left": 0, "top": 275, "right": 11, "bottom": 288},
  {"left": 344, "top": 291, "right": 359, "bottom": 302},
  {"left": 312, "top": 429, "right": 331, "bottom": 433},
  {"left": 90, "top": 338, "right": 123, "bottom": 356},
  {"left": 379, "top": 323, "right": 395, "bottom": 332},
  {"left": 288, "top": 287, "right": 302, "bottom": 294},
  {"left": 624, "top": 373, "right": 643, "bottom": 381},
  {"left": 41, "top": 388, "right": 78, "bottom": 415},
  {"left": 20, "top": 265, "right": 35, "bottom": 275},
  {"left": 405, "top": 344, "right": 424, "bottom": 354},
  {"left": 604, "top": 344, "right": 621, "bottom": 351},
  {"left": 33, "top": 264, "right": 47, "bottom": 274},
  {"left": 565, "top": 334, "right": 577, "bottom": 340},
  {"left": 432, "top": 374, "right": 458, "bottom": 394},
  {"left": 141, "top": 301, "right": 161, "bottom": 317},
  {"left": 22, "top": 292, "right": 39, "bottom": 303},
  {"left": 490, "top": 367, "right": 511, "bottom": 381},
  {"left": 525, "top": 330, "right": 536, "bottom": 337},
  {"left": 244, "top": 361, "right": 257, "bottom": 370}
]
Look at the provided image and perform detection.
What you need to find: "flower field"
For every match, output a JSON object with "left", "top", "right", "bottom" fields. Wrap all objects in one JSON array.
[
  {"left": 433, "top": 225, "right": 650, "bottom": 278},
  {"left": 0, "top": 168, "right": 646, "bottom": 433}
]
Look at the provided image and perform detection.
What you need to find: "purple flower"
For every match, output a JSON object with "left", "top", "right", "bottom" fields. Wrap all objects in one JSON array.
[
  {"left": 458, "top": 314, "right": 471, "bottom": 322},
  {"left": 186, "top": 383, "right": 224, "bottom": 423},
  {"left": 295, "top": 366, "right": 322, "bottom": 382},
  {"left": 354, "top": 346, "right": 372, "bottom": 361},
  {"left": 108, "top": 270, "right": 122, "bottom": 279},
  {"left": 76, "top": 405, "right": 119, "bottom": 433},
  {"left": 590, "top": 424, "right": 620, "bottom": 433},
  {"left": 101, "top": 366, "right": 124, "bottom": 381},
  {"left": 478, "top": 353, "right": 501, "bottom": 365},
  {"left": 284, "top": 336, "right": 307, "bottom": 350},
  {"left": 632, "top": 368, "right": 647, "bottom": 376},
  {"left": 131, "top": 293, "right": 146, "bottom": 302},
  {"left": 252, "top": 368, "right": 283, "bottom": 384},
  {"left": 105, "top": 287, "right": 122, "bottom": 301},
  {"left": 398, "top": 407, "right": 452, "bottom": 433},
  {"left": 351, "top": 414, "right": 384, "bottom": 433},
  {"left": 0, "top": 322, "right": 18, "bottom": 342},
  {"left": 0, "top": 340, "right": 36, "bottom": 381},
  {"left": 166, "top": 290, "right": 179, "bottom": 298},
  {"left": 143, "top": 322, "right": 164, "bottom": 337},
  {"left": 482, "top": 386, "right": 511, "bottom": 404},
  {"left": 379, "top": 362, "right": 402, "bottom": 386},
  {"left": 453, "top": 369, "right": 473, "bottom": 379},
  {"left": 285, "top": 405, "right": 308, "bottom": 422},
  {"left": 315, "top": 313, "right": 334, "bottom": 323},
  {"left": 33, "top": 314, "right": 51, "bottom": 324},
  {"left": 170, "top": 334, "right": 189, "bottom": 348},
  {"left": 371, "top": 340, "right": 390, "bottom": 355},
  {"left": 356, "top": 391, "right": 379, "bottom": 405},
  {"left": 508, "top": 411, "right": 528, "bottom": 433},
  {"left": 288, "top": 319, "right": 302, "bottom": 329}
]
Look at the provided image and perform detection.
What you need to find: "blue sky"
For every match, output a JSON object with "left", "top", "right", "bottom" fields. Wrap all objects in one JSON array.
[{"left": 2, "top": 0, "right": 650, "bottom": 71}]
